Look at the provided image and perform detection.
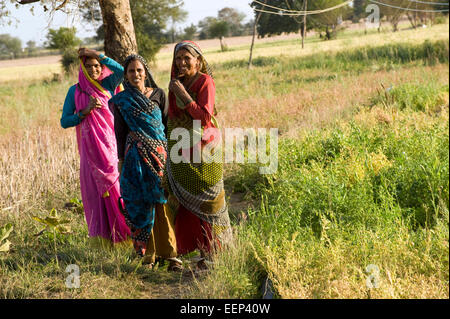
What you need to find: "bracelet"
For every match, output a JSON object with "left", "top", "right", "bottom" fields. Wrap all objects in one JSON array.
[
  {"left": 99, "top": 53, "right": 107, "bottom": 61},
  {"left": 77, "top": 111, "right": 85, "bottom": 120}
]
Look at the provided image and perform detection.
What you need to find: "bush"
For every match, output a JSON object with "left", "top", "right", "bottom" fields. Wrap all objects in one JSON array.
[
  {"left": 61, "top": 50, "right": 79, "bottom": 75},
  {"left": 371, "top": 82, "right": 449, "bottom": 113}
]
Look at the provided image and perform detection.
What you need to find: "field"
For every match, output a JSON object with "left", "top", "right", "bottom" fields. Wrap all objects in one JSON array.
[{"left": 0, "top": 22, "right": 448, "bottom": 299}]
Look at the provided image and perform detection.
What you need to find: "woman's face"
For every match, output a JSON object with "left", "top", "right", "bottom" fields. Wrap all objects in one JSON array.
[
  {"left": 175, "top": 48, "right": 200, "bottom": 78},
  {"left": 126, "top": 60, "right": 146, "bottom": 89},
  {"left": 85, "top": 58, "right": 102, "bottom": 81}
]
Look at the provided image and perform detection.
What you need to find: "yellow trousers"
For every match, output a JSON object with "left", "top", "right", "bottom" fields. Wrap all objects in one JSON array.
[{"left": 142, "top": 203, "right": 178, "bottom": 264}]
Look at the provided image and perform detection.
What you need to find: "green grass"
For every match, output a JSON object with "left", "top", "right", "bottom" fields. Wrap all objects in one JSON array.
[
  {"left": 189, "top": 82, "right": 449, "bottom": 299},
  {"left": 220, "top": 39, "right": 449, "bottom": 71},
  {"left": 0, "top": 25, "right": 448, "bottom": 299}
]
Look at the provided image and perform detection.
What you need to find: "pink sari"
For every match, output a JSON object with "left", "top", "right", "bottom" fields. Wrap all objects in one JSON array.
[{"left": 74, "top": 58, "right": 130, "bottom": 244}]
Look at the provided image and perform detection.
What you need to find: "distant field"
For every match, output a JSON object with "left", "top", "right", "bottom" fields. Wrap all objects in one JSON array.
[
  {"left": 2, "top": 22, "right": 448, "bottom": 83},
  {"left": 155, "top": 23, "right": 450, "bottom": 72},
  {"left": 0, "top": 21, "right": 448, "bottom": 299},
  {"left": 1, "top": 63, "right": 61, "bottom": 83}
]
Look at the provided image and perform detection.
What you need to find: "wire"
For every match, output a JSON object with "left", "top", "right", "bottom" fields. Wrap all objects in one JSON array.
[
  {"left": 253, "top": 0, "right": 306, "bottom": 13},
  {"left": 407, "top": 0, "right": 449, "bottom": 5},
  {"left": 369, "top": 0, "right": 450, "bottom": 12},
  {"left": 251, "top": 0, "right": 449, "bottom": 17},
  {"left": 252, "top": 0, "right": 353, "bottom": 16}
]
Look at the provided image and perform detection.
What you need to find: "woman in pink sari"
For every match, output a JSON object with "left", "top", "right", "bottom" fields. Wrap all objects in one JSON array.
[{"left": 61, "top": 48, "right": 130, "bottom": 247}]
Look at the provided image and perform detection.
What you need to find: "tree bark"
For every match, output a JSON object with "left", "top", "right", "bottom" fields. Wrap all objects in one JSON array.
[
  {"left": 98, "top": 0, "right": 137, "bottom": 63},
  {"left": 220, "top": 36, "right": 228, "bottom": 51}
]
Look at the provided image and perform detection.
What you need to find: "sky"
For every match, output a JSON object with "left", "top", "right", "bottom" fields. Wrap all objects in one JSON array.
[{"left": 0, "top": 0, "right": 255, "bottom": 46}]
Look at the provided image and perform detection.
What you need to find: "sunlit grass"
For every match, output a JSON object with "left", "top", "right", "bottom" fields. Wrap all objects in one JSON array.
[
  {"left": 0, "top": 22, "right": 448, "bottom": 299},
  {"left": 154, "top": 23, "right": 449, "bottom": 72},
  {"left": 1, "top": 64, "right": 61, "bottom": 84}
]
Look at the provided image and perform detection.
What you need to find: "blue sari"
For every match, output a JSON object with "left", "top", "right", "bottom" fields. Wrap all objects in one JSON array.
[{"left": 110, "top": 83, "right": 167, "bottom": 255}]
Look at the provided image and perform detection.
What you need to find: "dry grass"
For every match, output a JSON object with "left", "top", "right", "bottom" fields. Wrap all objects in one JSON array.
[
  {"left": 0, "top": 126, "right": 78, "bottom": 216},
  {"left": 1, "top": 63, "right": 61, "bottom": 84},
  {"left": 1, "top": 22, "right": 447, "bottom": 83},
  {"left": 0, "top": 22, "right": 448, "bottom": 299},
  {"left": 155, "top": 23, "right": 449, "bottom": 72},
  {"left": 217, "top": 64, "right": 449, "bottom": 135},
  {"left": 256, "top": 223, "right": 449, "bottom": 299}
]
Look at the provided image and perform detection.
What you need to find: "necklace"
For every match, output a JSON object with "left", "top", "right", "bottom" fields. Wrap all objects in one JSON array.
[{"left": 140, "top": 87, "right": 152, "bottom": 96}]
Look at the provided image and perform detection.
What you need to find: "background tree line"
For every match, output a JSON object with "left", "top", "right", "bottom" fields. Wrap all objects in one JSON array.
[
  {"left": 0, "top": 0, "right": 448, "bottom": 62},
  {"left": 252, "top": 0, "right": 449, "bottom": 40}
]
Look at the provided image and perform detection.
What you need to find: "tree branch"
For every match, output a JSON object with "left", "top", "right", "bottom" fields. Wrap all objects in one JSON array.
[
  {"left": 17, "top": 0, "right": 70, "bottom": 12},
  {"left": 17, "top": 0, "right": 40, "bottom": 4},
  {"left": 55, "top": 0, "right": 69, "bottom": 11}
]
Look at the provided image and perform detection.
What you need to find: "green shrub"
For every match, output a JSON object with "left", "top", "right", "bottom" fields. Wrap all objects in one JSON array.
[
  {"left": 371, "top": 82, "right": 449, "bottom": 112},
  {"left": 61, "top": 50, "right": 79, "bottom": 74},
  {"left": 236, "top": 107, "right": 448, "bottom": 240}
]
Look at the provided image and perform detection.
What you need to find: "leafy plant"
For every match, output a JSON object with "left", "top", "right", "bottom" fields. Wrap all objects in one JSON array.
[
  {"left": 0, "top": 223, "right": 13, "bottom": 253},
  {"left": 33, "top": 208, "right": 71, "bottom": 236},
  {"left": 64, "top": 197, "right": 84, "bottom": 214},
  {"left": 32, "top": 209, "right": 71, "bottom": 266}
]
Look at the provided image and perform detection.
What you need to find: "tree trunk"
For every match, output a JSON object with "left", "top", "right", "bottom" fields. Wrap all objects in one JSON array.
[
  {"left": 220, "top": 36, "right": 227, "bottom": 52},
  {"left": 407, "top": 13, "right": 419, "bottom": 29},
  {"left": 325, "top": 26, "right": 331, "bottom": 40},
  {"left": 393, "top": 21, "right": 398, "bottom": 32},
  {"left": 98, "top": 0, "right": 137, "bottom": 63}
]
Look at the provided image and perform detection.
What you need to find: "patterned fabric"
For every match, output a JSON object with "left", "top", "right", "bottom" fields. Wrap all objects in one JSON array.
[
  {"left": 118, "top": 197, "right": 150, "bottom": 256},
  {"left": 73, "top": 56, "right": 130, "bottom": 244},
  {"left": 110, "top": 78, "right": 167, "bottom": 257},
  {"left": 165, "top": 41, "right": 232, "bottom": 249}
]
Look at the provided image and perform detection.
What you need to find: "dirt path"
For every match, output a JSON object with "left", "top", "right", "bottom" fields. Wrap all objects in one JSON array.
[{"left": 0, "top": 55, "right": 61, "bottom": 68}]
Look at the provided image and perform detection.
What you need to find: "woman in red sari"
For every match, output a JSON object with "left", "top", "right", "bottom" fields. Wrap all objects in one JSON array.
[{"left": 166, "top": 41, "right": 232, "bottom": 269}]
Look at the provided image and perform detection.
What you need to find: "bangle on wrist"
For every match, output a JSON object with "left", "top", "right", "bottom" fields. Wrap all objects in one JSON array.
[{"left": 77, "top": 111, "right": 85, "bottom": 120}]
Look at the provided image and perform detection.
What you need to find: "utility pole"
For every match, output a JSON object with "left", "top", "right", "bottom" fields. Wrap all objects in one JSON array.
[
  {"left": 302, "top": 0, "right": 307, "bottom": 49},
  {"left": 248, "top": 1, "right": 266, "bottom": 69}
]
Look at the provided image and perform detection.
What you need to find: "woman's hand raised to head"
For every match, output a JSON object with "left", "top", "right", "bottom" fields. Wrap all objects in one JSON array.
[{"left": 78, "top": 48, "right": 100, "bottom": 59}]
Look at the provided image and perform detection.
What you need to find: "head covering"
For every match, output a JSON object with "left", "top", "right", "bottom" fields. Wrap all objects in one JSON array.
[
  {"left": 79, "top": 56, "right": 112, "bottom": 83},
  {"left": 76, "top": 57, "right": 114, "bottom": 105},
  {"left": 123, "top": 54, "right": 158, "bottom": 89},
  {"left": 171, "top": 40, "right": 213, "bottom": 80}
]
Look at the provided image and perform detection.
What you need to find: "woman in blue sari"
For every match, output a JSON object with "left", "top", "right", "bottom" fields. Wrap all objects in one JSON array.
[{"left": 109, "top": 54, "right": 182, "bottom": 271}]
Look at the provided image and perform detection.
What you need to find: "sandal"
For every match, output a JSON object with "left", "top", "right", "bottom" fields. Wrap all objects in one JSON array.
[
  {"left": 197, "top": 258, "right": 209, "bottom": 271},
  {"left": 167, "top": 257, "right": 184, "bottom": 272}
]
